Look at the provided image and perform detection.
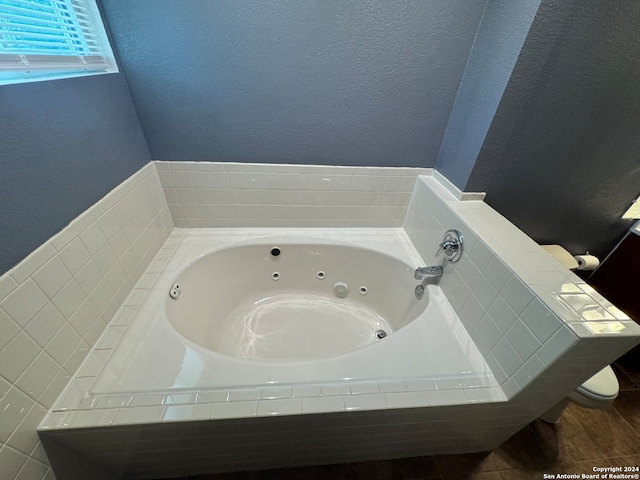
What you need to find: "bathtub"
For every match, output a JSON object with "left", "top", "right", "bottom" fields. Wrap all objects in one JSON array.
[
  {"left": 39, "top": 174, "right": 640, "bottom": 479},
  {"left": 42, "top": 228, "right": 512, "bottom": 479},
  {"left": 91, "top": 228, "right": 498, "bottom": 394}
]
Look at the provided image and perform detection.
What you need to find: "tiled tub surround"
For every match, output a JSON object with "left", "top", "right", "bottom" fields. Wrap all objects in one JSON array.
[
  {"left": 0, "top": 163, "right": 173, "bottom": 480},
  {"left": 156, "top": 161, "right": 431, "bottom": 228},
  {"left": 36, "top": 171, "right": 640, "bottom": 479},
  {"left": 405, "top": 176, "right": 640, "bottom": 399}
]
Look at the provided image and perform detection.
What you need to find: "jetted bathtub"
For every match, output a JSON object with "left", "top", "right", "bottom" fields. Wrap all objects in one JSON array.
[{"left": 91, "top": 228, "right": 497, "bottom": 394}]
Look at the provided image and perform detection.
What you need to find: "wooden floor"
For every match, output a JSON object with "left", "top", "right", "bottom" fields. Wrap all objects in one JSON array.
[{"left": 165, "top": 356, "right": 640, "bottom": 480}]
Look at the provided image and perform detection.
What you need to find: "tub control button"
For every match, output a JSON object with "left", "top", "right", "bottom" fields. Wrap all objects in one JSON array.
[{"left": 333, "top": 282, "right": 349, "bottom": 298}]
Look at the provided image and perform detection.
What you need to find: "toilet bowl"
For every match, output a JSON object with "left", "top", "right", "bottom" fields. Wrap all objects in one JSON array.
[{"left": 539, "top": 365, "right": 619, "bottom": 423}]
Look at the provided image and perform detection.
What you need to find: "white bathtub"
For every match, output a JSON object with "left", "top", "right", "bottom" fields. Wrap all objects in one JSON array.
[
  {"left": 91, "top": 228, "right": 497, "bottom": 394},
  {"left": 39, "top": 172, "right": 640, "bottom": 479}
]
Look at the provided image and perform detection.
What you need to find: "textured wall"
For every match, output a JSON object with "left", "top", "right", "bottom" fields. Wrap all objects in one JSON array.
[
  {"left": 466, "top": 0, "right": 640, "bottom": 261},
  {"left": 435, "top": 0, "right": 541, "bottom": 189},
  {"left": 0, "top": 74, "right": 151, "bottom": 275},
  {"left": 99, "top": 0, "right": 486, "bottom": 166}
]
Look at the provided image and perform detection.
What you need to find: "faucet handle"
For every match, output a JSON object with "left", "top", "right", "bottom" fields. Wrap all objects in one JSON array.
[
  {"left": 436, "top": 230, "right": 464, "bottom": 263},
  {"left": 436, "top": 239, "right": 457, "bottom": 256}
]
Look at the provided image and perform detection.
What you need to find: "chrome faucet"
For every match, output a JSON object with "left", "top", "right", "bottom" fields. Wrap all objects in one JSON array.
[{"left": 414, "top": 266, "right": 443, "bottom": 280}]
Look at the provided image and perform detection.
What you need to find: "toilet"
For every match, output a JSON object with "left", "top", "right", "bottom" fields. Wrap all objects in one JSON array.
[
  {"left": 537, "top": 245, "right": 620, "bottom": 423},
  {"left": 539, "top": 365, "right": 619, "bottom": 423}
]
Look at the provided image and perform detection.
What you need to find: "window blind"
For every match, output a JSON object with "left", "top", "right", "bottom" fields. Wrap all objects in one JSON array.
[{"left": 0, "top": 0, "right": 117, "bottom": 84}]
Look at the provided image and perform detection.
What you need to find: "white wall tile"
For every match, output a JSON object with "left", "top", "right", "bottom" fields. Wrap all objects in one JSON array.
[
  {"left": 15, "top": 352, "right": 60, "bottom": 400},
  {"left": 506, "top": 321, "right": 541, "bottom": 363},
  {"left": 79, "top": 224, "right": 108, "bottom": 256},
  {"left": 501, "top": 276, "right": 534, "bottom": 315},
  {"left": 67, "top": 300, "right": 100, "bottom": 339},
  {"left": 1, "top": 280, "right": 48, "bottom": 327},
  {"left": 492, "top": 339, "right": 523, "bottom": 377},
  {"left": 87, "top": 279, "right": 115, "bottom": 315},
  {"left": 171, "top": 171, "right": 193, "bottom": 188},
  {"left": 385, "top": 391, "right": 428, "bottom": 409},
  {"left": 9, "top": 244, "right": 56, "bottom": 285},
  {"left": 93, "top": 244, "right": 118, "bottom": 276},
  {"left": 513, "top": 355, "right": 546, "bottom": 390},
  {"left": 435, "top": 378, "right": 463, "bottom": 390},
  {"left": 291, "top": 386, "right": 322, "bottom": 398},
  {"left": 474, "top": 315, "right": 502, "bottom": 351},
  {"left": 0, "top": 275, "right": 18, "bottom": 299},
  {"left": 32, "top": 257, "right": 72, "bottom": 299},
  {"left": 407, "top": 380, "right": 437, "bottom": 391},
  {"left": 228, "top": 389, "right": 260, "bottom": 402},
  {"left": 484, "top": 257, "right": 511, "bottom": 292},
  {"left": 0, "top": 333, "right": 41, "bottom": 383},
  {"left": 458, "top": 294, "right": 485, "bottom": 332},
  {"left": 0, "top": 387, "right": 34, "bottom": 443},
  {"left": 426, "top": 389, "right": 467, "bottom": 406},
  {"left": 321, "top": 385, "right": 351, "bottom": 396},
  {"left": 0, "top": 309, "right": 21, "bottom": 350},
  {"left": 112, "top": 406, "right": 165, "bottom": 426},
  {"left": 344, "top": 394, "right": 386, "bottom": 411},
  {"left": 301, "top": 396, "right": 345, "bottom": 414},
  {"left": 163, "top": 404, "right": 211, "bottom": 422},
  {"left": 469, "top": 241, "right": 493, "bottom": 271},
  {"left": 256, "top": 398, "right": 301, "bottom": 416},
  {"left": 487, "top": 297, "right": 518, "bottom": 334},
  {"left": 537, "top": 326, "right": 578, "bottom": 366},
  {"left": 15, "top": 457, "right": 49, "bottom": 480},
  {"left": 61, "top": 409, "right": 117, "bottom": 428},
  {"left": 473, "top": 278, "right": 499, "bottom": 311},
  {"left": 521, "top": 298, "right": 562, "bottom": 344},
  {"left": 7, "top": 403, "right": 47, "bottom": 455},
  {"left": 45, "top": 324, "right": 82, "bottom": 366},
  {"left": 51, "top": 280, "right": 85, "bottom": 319},
  {"left": 210, "top": 401, "right": 257, "bottom": 420},
  {"left": 350, "top": 383, "right": 381, "bottom": 395},
  {"left": 75, "top": 261, "right": 103, "bottom": 296},
  {"left": 0, "top": 445, "right": 28, "bottom": 479},
  {"left": 379, "top": 382, "right": 408, "bottom": 393}
]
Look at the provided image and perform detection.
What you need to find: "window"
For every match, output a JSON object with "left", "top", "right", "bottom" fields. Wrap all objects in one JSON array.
[{"left": 0, "top": 0, "right": 117, "bottom": 85}]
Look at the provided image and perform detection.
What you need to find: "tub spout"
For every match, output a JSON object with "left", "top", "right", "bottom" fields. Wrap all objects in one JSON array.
[{"left": 414, "top": 266, "right": 443, "bottom": 280}]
